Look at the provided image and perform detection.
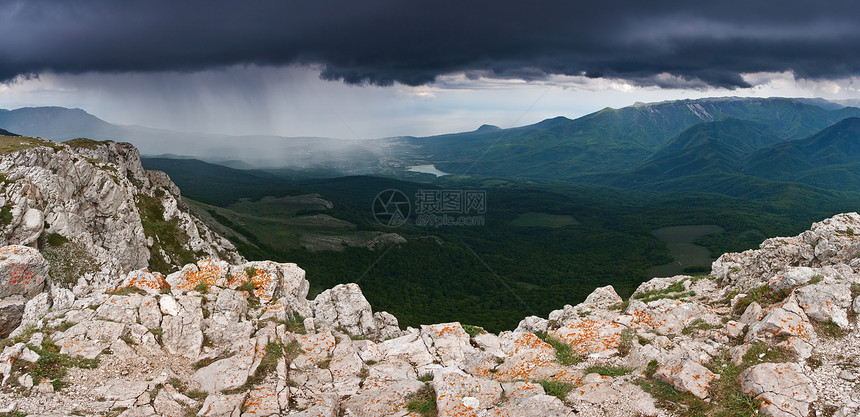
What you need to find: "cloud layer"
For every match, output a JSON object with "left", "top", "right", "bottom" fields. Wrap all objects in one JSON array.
[{"left": 2, "top": 0, "right": 859, "bottom": 89}]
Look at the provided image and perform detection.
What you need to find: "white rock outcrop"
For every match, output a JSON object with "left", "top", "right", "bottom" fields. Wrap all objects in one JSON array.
[
  {"left": 740, "top": 363, "right": 817, "bottom": 417},
  {"left": 0, "top": 138, "right": 243, "bottom": 295}
]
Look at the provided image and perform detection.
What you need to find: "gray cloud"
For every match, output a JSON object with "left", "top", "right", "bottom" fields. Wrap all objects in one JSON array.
[{"left": 1, "top": 0, "right": 859, "bottom": 89}]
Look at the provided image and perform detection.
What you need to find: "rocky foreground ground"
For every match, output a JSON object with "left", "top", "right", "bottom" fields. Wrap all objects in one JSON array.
[{"left": 0, "top": 213, "right": 860, "bottom": 416}]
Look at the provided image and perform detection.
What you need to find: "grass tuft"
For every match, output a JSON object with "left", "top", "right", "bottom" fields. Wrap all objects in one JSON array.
[
  {"left": 537, "top": 379, "right": 573, "bottom": 401},
  {"left": 194, "top": 281, "right": 209, "bottom": 294},
  {"left": 13, "top": 339, "right": 100, "bottom": 391},
  {"left": 583, "top": 364, "right": 632, "bottom": 377},
  {"left": 681, "top": 319, "right": 716, "bottom": 336},
  {"left": 107, "top": 286, "right": 148, "bottom": 296},
  {"left": 617, "top": 328, "right": 634, "bottom": 357},
  {"left": 813, "top": 319, "right": 845, "bottom": 338},
  {"left": 406, "top": 383, "right": 438, "bottom": 416},
  {"left": 535, "top": 331, "right": 583, "bottom": 366},
  {"left": 731, "top": 285, "right": 791, "bottom": 316}
]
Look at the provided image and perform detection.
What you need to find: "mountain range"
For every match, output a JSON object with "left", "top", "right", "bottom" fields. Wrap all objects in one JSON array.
[{"left": 3, "top": 97, "right": 860, "bottom": 195}]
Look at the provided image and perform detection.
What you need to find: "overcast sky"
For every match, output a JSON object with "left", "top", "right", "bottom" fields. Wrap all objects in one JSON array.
[{"left": 2, "top": 0, "right": 860, "bottom": 138}]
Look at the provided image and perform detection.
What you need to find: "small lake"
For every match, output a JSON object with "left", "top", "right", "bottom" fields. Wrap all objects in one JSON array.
[
  {"left": 407, "top": 164, "right": 451, "bottom": 176},
  {"left": 646, "top": 224, "right": 724, "bottom": 278},
  {"left": 510, "top": 212, "right": 580, "bottom": 228}
]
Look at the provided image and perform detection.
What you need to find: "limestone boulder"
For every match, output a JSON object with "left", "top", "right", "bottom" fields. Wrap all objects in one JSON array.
[
  {"left": 161, "top": 295, "right": 204, "bottom": 358},
  {"left": 431, "top": 367, "right": 503, "bottom": 416},
  {"left": 714, "top": 213, "right": 860, "bottom": 290},
  {"left": 654, "top": 359, "right": 718, "bottom": 399},
  {"left": 312, "top": 283, "right": 400, "bottom": 340},
  {"left": 550, "top": 318, "right": 625, "bottom": 356},
  {"left": 192, "top": 337, "right": 268, "bottom": 393},
  {"left": 0, "top": 297, "right": 25, "bottom": 338},
  {"left": 627, "top": 298, "right": 710, "bottom": 335},
  {"left": 740, "top": 363, "right": 817, "bottom": 417},
  {"left": 420, "top": 323, "right": 475, "bottom": 368},
  {"left": 241, "top": 386, "right": 280, "bottom": 417},
  {"left": 793, "top": 282, "right": 852, "bottom": 328},
  {"left": 0, "top": 245, "right": 48, "bottom": 299},
  {"left": 95, "top": 294, "right": 145, "bottom": 324},
  {"left": 197, "top": 392, "right": 247, "bottom": 417},
  {"left": 746, "top": 295, "right": 816, "bottom": 343},
  {"left": 566, "top": 374, "right": 658, "bottom": 415},
  {"left": 342, "top": 379, "right": 424, "bottom": 416},
  {"left": 117, "top": 269, "right": 168, "bottom": 295},
  {"left": 0, "top": 342, "right": 40, "bottom": 385}
]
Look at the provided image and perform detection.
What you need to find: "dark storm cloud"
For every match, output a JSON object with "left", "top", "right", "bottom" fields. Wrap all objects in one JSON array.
[{"left": 2, "top": 0, "right": 860, "bottom": 88}]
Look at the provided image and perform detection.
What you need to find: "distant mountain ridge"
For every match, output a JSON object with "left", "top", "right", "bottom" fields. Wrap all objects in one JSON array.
[
  {"left": 744, "top": 117, "right": 860, "bottom": 190},
  {"left": 0, "top": 107, "right": 116, "bottom": 139},
  {"left": 4, "top": 97, "right": 860, "bottom": 196},
  {"left": 403, "top": 97, "right": 860, "bottom": 180}
]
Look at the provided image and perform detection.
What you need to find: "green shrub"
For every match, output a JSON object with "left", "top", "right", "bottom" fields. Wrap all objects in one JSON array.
[
  {"left": 237, "top": 280, "right": 256, "bottom": 293},
  {"left": 462, "top": 324, "right": 486, "bottom": 338},
  {"left": 39, "top": 233, "right": 98, "bottom": 288},
  {"left": 0, "top": 205, "right": 11, "bottom": 225},
  {"left": 633, "top": 281, "right": 688, "bottom": 303},
  {"left": 638, "top": 378, "right": 708, "bottom": 415},
  {"left": 283, "top": 340, "right": 304, "bottom": 363},
  {"left": 284, "top": 312, "right": 306, "bottom": 334},
  {"left": 732, "top": 285, "right": 791, "bottom": 316},
  {"left": 136, "top": 192, "right": 196, "bottom": 273},
  {"left": 63, "top": 138, "right": 106, "bottom": 150},
  {"left": 45, "top": 233, "right": 69, "bottom": 247},
  {"left": 149, "top": 328, "right": 164, "bottom": 342}
]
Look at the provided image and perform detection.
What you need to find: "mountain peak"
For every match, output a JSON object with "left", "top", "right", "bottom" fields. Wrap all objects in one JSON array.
[
  {"left": 474, "top": 124, "right": 501, "bottom": 133},
  {"left": 0, "top": 106, "right": 114, "bottom": 141}
]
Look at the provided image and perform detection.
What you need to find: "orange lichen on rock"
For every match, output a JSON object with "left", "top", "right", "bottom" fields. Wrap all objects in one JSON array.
[
  {"left": 240, "top": 386, "right": 280, "bottom": 416},
  {"left": 489, "top": 333, "right": 579, "bottom": 382},
  {"left": 0, "top": 246, "right": 20, "bottom": 255},
  {"left": 427, "top": 323, "right": 469, "bottom": 339},
  {"left": 118, "top": 270, "right": 169, "bottom": 294},
  {"left": 628, "top": 308, "right": 658, "bottom": 330},
  {"left": 550, "top": 318, "right": 624, "bottom": 355},
  {"left": 296, "top": 332, "right": 336, "bottom": 362},
  {"left": 248, "top": 269, "right": 276, "bottom": 303}
]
